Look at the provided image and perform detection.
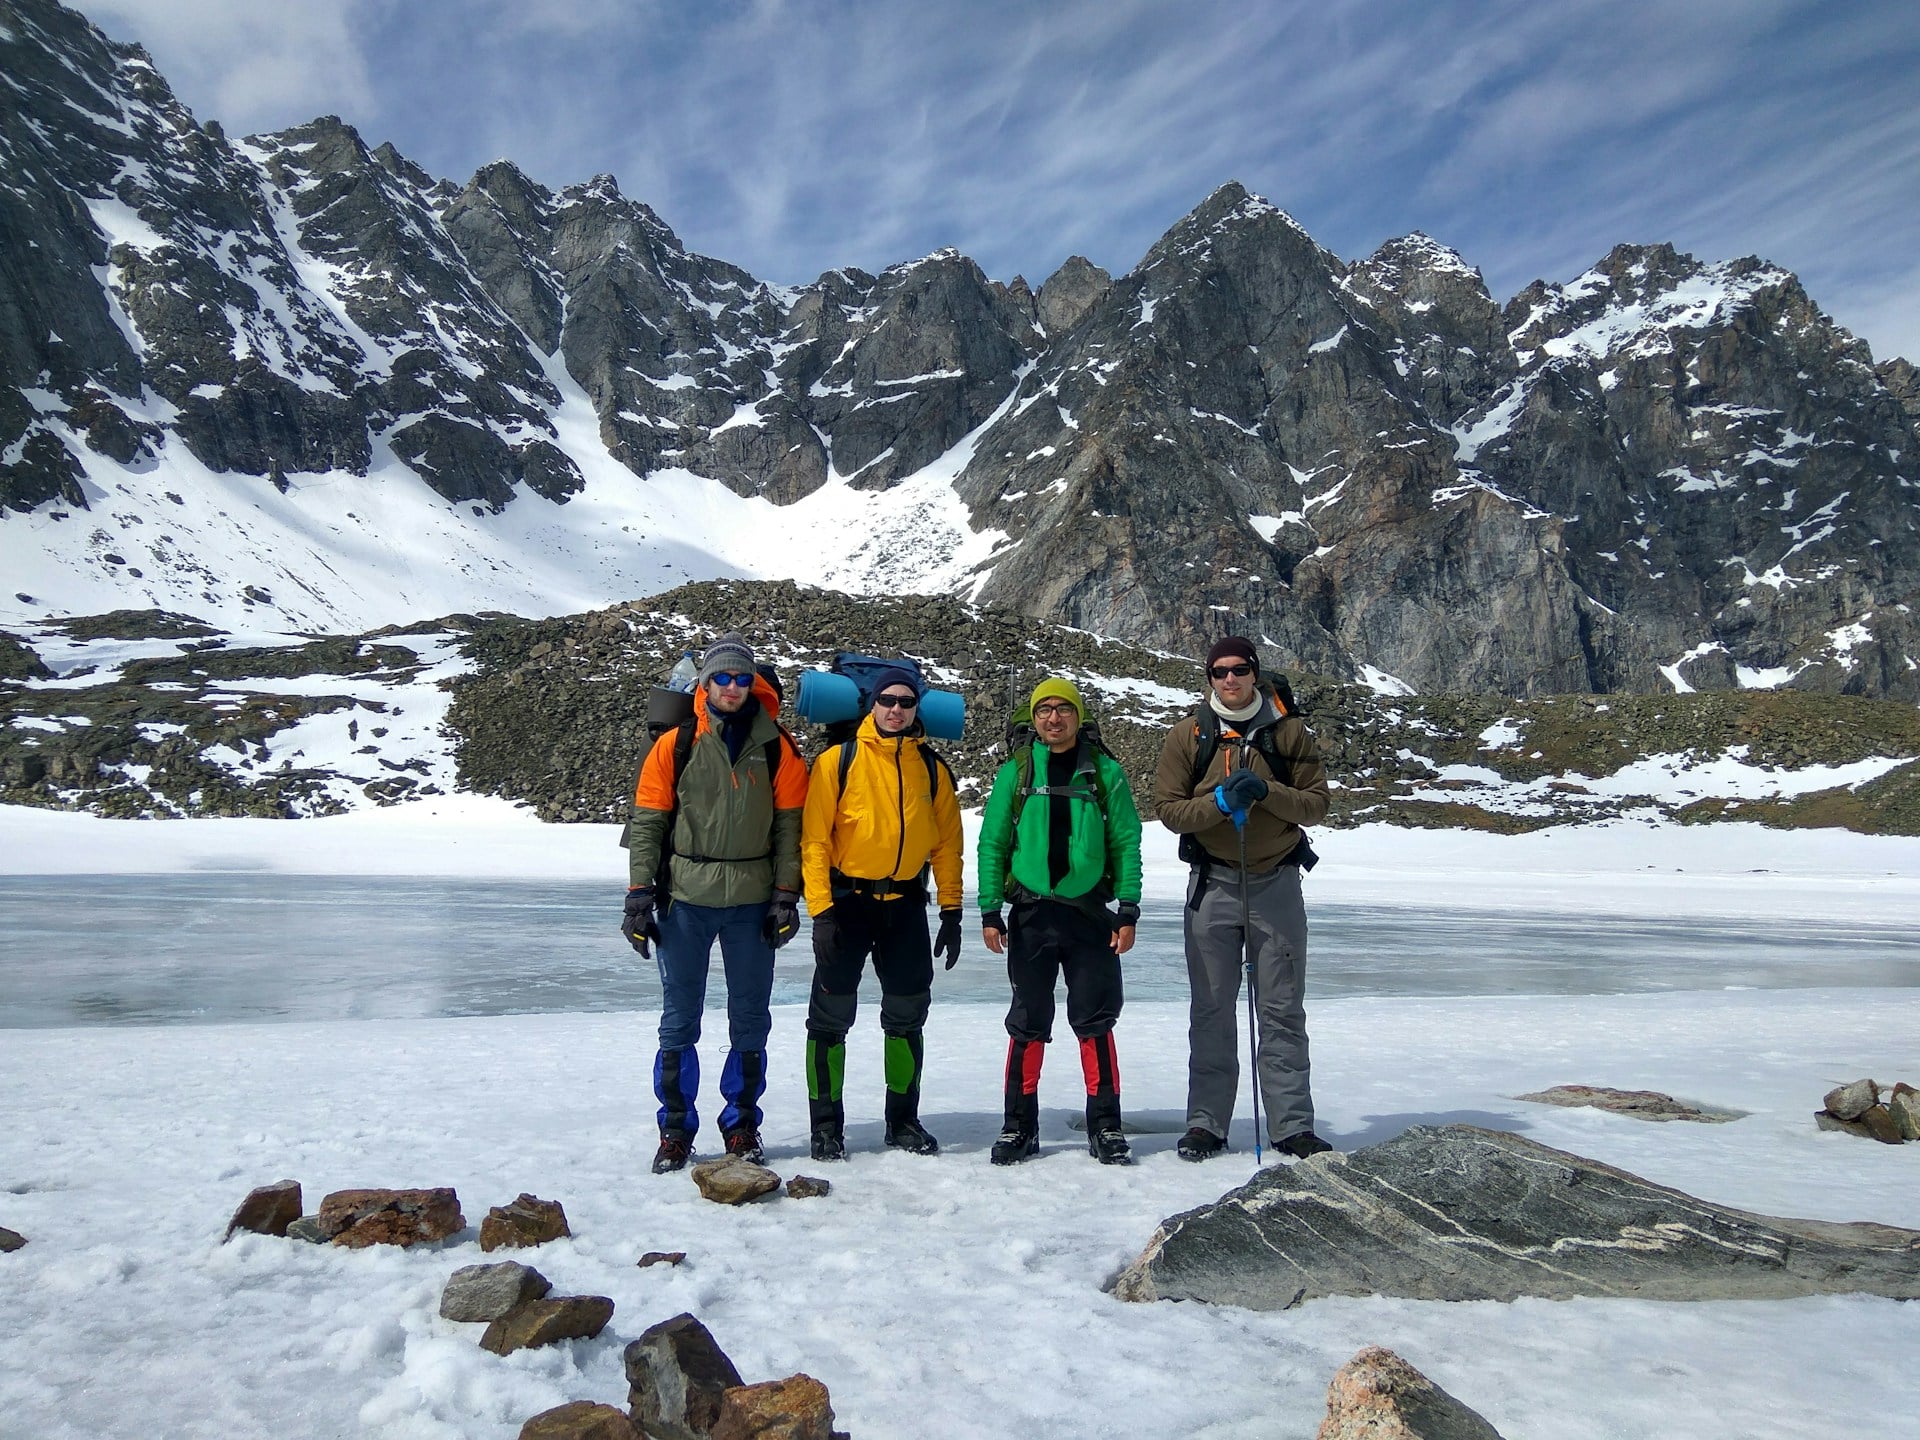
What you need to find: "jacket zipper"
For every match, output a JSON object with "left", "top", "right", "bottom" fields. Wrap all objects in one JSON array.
[{"left": 890, "top": 736, "right": 907, "bottom": 880}]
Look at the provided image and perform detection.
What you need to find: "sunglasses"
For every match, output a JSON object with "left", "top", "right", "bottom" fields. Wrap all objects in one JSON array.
[
  {"left": 1209, "top": 663, "right": 1254, "bottom": 679},
  {"left": 874, "top": 692, "right": 919, "bottom": 710},
  {"left": 708, "top": 672, "right": 756, "bottom": 688}
]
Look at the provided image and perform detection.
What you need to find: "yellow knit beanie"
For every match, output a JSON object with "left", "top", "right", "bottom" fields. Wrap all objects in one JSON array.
[{"left": 1028, "top": 676, "right": 1085, "bottom": 718}]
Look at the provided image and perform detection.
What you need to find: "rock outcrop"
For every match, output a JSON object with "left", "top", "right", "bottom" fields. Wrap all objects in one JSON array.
[
  {"left": 1513, "top": 1085, "right": 1741, "bottom": 1122},
  {"left": 1113, "top": 1124, "right": 1920, "bottom": 1309}
]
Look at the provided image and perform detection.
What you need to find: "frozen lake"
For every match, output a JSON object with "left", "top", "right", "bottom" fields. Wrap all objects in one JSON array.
[{"left": 6, "top": 873, "right": 1920, "bottom": 1027}]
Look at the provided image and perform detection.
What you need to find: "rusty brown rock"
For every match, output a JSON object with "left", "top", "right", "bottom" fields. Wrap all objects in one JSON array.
[
  {"left": 481, "top": 1193, "right": 571, "bottom": 1252},
  {"left": 690, "top": 1156, "right": 780, "bottom": 1205},
  {"left": 480, "top": 1295, "right": 615, "bottom": 1356},
  {"left": 1824, "top": 1079, "right": 1880, "bottom": 1121},
  {"left": 1861, "top": 1105, "right": 1906, "bottom": 1145},
  {"left": 223, "top": 1179, "right": 303, "bottom": 1241},
  {"left": 711, "top": 1374, "right": 835, "bottom": 1440},
  {"left": 518, "top": 1400, "right": 641, "bottom": 1440},
  {"left": 317, "top": 1188, "right": 466, "bottom": 1248},
  {"left": 624, "top": 1312, "right": 743, "bottom": 1440},
  {"left": 785, "top": 1175, "right": 831, "bottom": 1199},
  {"left": 637, "top": 1250, "right": 687, "bottom": 1269},
  {"left": 1316, "top": 1346, "right": 1506, "bottom": 1439}
]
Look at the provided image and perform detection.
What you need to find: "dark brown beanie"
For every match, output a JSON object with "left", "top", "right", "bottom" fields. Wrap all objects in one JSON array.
[{"left": 1206, "top": 636, "right": 1259, "bottom": 674}]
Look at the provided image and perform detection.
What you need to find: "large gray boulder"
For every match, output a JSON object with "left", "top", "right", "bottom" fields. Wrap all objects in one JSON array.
[{"left": 1112, "top": 1124, "right": 1920, "bottom": 1310}]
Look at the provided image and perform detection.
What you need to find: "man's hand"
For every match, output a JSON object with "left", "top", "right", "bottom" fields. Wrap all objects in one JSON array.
[
  {"left": 1112, "top": 900, "right": 1139, "bottom": 956},
  {"left": 1221, "top": 770, "right": 1268, "bottom": 811},
  {"left": 934, "top": 908, "right": 963, "bottom": 969},
  {"left": 981, "top": 908, "right": 1007, "bottom": 956},
  {"left": 621, "top": 886, "right": 658, "bottom": 957},
  {"left": 764, "top": 889, "right": 801, "bottom": 948}
]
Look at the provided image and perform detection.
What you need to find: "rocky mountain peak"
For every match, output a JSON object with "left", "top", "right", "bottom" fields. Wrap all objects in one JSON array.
[{"left": 1035, "top": 255, "right": 1111, "bottom": 335}]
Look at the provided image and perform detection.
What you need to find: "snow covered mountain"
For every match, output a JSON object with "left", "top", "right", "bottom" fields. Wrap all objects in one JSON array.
[{"left": 4, "top": 0, "right": 1919, "bottom": 699}]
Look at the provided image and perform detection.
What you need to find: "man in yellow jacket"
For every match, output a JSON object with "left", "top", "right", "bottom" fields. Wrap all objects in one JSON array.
[{"left": 800, "top": 665, "right": 964, "bottom": 1160}]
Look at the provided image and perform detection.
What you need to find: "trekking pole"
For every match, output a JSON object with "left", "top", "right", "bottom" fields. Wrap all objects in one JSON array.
[{"left": 1236, "top": 810, "right": 1263, "bottom": 1165}]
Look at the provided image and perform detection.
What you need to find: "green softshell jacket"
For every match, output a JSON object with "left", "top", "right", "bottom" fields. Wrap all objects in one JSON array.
[{"left": 976, "top": 742, "right": 1143, "bottom": 912}]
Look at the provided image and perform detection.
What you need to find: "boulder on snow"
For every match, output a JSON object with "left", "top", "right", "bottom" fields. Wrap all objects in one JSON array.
[
  {"left": 480, "top": 1294, "right": 614, "bottom": 1356},
  {"left": 1112, "top": 1124, "right": 1920, "bottom": 1309},
  {"left": 785, "top": 1175, "right": 831, "bottom": 1199},
  {"left": 1824, "top": 1079, "right": 1881, "bottom": 1121},
  {"left": 440, "top": 1261, "right": 553, "bottom": 1322},
  {"left": 315, "top": 1187, "right": 465, "bottom": 1247},
  {"left": 223, "top": 1179, "right": 303, "bottom": 1241},
  {"left": 1512, "top": 1084, "right": 1740, "bottom": 1122},
  {"left": 690, "top": 1156, "right": 780, "bottom": 1205},
  {"left": 637, "top": 1250, "right": 687, "bottom": 1269},
  {"left": 481, "top": 1192, "right": 570, "bottom": 1251},
  {"left": 624, "top": 1312, "right": 744, "bottom": 1440},
  {"left": 0, "top": 1225, "right": 25, "bottom": 1253},
  {"left": 711, "top": 1374, "right": 835, "bottom": 1440},
  {"left": 1891, "top": 1083, "right": 1920, "bottom": 1141},
  {"left": 1316, "top": 1346, "right": 1505, "bottom": 1439},
  {"left": 518, "top": 1400, "right": 640, "bottom": 1440}
]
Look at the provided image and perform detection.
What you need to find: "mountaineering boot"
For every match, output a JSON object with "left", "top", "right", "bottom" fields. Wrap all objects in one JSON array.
[
  {"left": 990, "top": 1127, "right": 1040, "bottom": 1165},
  {"left": 722, "top": 1125, "right": 764, "bottom": 1164},
  {"left": 1276, "top": 1130, "right": 1333, "bottom": 1159},
  {"left": 1177, "top": 1127, "right": 1228, "bottom": 1161},
  {"left": 1080, "top": 1034, "right": 1127, "bottom": 1164},
  {"left": 882, "top": 1030, "right": 938, "bottom": 1154},
  {"left": 993, "top": 1067, "right": 1041, "bottom": 1165},
  {"left": 810, "top": 1126, "right": 847, "bottom": 1162},
  {"left": 651, "top": 1130, "right": 693, "bottom": 1174}
]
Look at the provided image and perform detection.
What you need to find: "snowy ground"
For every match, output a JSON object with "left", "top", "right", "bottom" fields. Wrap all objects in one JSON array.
[{"left": 3, "top": 805, "right": 1919, "bottom": 1439}]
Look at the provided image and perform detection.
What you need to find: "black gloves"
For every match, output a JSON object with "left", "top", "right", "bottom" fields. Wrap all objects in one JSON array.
[
  {"left": 981, "top": 908, "right": 1007, "bottom": 937},
  {"left": 1220, "top": 769, "right": 1269, "bottom": 811},
  {"left": 934, "top": 908, "right": 963, "bottom": 969},
  {"left": 765, "top": 889, "right": 801, "bottom": 948},
  {"left": 1115, "top": 901, "right": 1140, "bottom": 928},
  {"left": 622, "top": 886, "right": 658, "bottom": 957}
]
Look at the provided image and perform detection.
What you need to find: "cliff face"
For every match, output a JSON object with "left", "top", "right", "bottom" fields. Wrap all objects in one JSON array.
[{"left": 6, "top": 0, "right": 1918, "bottom": 700}]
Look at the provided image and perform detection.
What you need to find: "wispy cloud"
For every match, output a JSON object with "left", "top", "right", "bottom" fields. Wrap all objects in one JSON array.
[{"left": 76, "top": 0, "right": 1920, "bottom": 360}]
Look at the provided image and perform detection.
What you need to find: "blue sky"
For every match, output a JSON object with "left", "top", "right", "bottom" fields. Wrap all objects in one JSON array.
[{"left": 89, "top": 0, "right": 1920, "bottom": 363}]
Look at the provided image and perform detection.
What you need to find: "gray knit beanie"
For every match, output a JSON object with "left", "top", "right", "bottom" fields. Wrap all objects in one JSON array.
[{"left": 698, "top": 631, "right": 756, "bottom": 688}]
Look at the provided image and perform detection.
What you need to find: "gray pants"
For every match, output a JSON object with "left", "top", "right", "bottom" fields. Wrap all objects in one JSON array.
[{"left": 1184, "top": 862, "right": 1312, "bottom": 1142}]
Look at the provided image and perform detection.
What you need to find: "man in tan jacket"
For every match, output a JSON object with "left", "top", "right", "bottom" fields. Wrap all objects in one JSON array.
[{"left": 1153, "top": 636, "right": 1330, "bottom": 1161}]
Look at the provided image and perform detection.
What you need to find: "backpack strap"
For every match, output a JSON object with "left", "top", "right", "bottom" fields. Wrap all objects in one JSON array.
[{"left": 837, "top": 736, "right": 948, "bottom": 803}]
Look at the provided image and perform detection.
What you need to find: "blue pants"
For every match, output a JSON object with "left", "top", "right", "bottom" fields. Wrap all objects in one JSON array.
[{"left": 653, "top": 899, "right": 774, "bottom": 1137}]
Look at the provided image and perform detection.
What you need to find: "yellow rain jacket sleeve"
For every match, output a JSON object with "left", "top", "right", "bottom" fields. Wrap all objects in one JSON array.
[{"left": 801, "top": 714, "right": 964, "bottom": 915}]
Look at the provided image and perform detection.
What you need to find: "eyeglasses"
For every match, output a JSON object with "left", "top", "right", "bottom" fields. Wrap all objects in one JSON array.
[
  {"left": 708, "top": 672, "right": 755, "bottom": 688},
  {"left": 1209, "top": 664, "right": 1254, "bottom": 679},
  {"left": 874, "top": 693, "right": 919, "bottom": 709},
  {"left": 1032, "top": 702, "right": 1078, "bottom": 719}
]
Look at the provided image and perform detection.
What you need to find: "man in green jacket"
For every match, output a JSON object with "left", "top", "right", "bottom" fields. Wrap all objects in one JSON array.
[
  {"left": 977, "top": 677, "right": 1143, "bottom": 1165},
  {"left": 624, "top": 632, "right": 810, "bottom": 1174}
]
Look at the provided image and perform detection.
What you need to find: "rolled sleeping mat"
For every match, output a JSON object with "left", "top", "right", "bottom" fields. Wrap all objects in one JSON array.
[
  {"left": 794, "top": 668, "right": 966, "bottom": 741},
  {"left": 646, "top": 685, "right": 695, "bottom": 732},
  {"left": 917, "top": 687, "right": 965, "bottom": 741}
]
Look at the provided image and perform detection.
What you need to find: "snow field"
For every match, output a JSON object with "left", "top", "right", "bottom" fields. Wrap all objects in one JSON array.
[{"left": 2, "top": 991, "right": 1917, "bottom": 1439}]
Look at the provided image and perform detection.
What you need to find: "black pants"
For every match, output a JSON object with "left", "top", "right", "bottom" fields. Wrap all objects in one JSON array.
[
  {"left": 1002, "top": 899, "right": 1123, "bottom": 1131},
  {"left": 807, "top": 894, "right": 934, "bottom": 1129}
]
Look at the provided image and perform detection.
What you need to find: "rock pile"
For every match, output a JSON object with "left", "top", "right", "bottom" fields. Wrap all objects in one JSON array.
[{"left": 1818, "top": 1078, "right": 1920, "bottom": 1143}]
